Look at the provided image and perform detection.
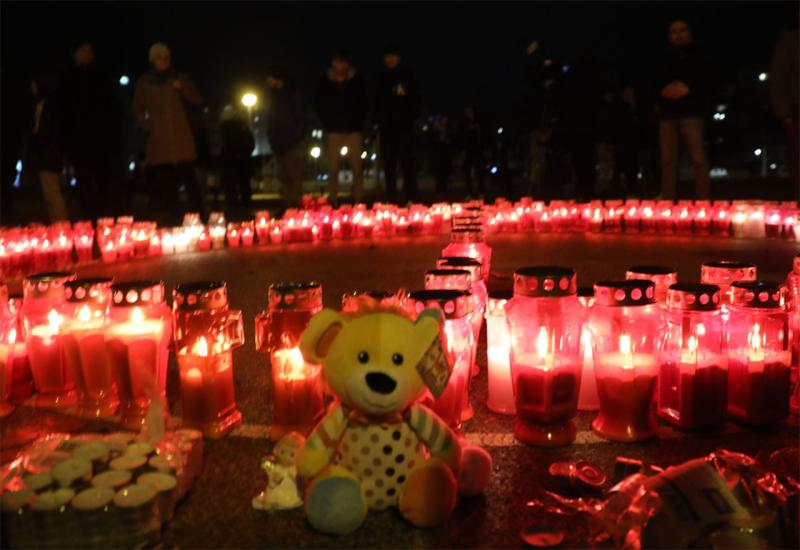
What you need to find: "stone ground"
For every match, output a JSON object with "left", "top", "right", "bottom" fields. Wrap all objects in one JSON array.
[{"left": 1, "top": 232, "right": 798, "bottom": 548}]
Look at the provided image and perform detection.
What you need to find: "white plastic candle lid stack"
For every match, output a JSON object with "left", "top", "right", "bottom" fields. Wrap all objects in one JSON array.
[
  {"left": 72, "top": 487, "right": 114, "bottom": 511},
  {"left": 30, "top": 488, "right": 75, "bottom": 511},
  {"left": 91, "top": 470, "right": 133, "bottom": 490},
  {"left": 52, "top": 458, "right": 92, "bottom": 488},
  {"left": 110, "top": 455, "right": 147, "bottom": 471},
  {"left": 113, "top": 484, "right": 157, "bottom": 508},
  {"left": 23, "top": 473, "right": 54, "bottom": 493},
  {"left": 73, "top": 442, "right": 110, "bottom": 463}
]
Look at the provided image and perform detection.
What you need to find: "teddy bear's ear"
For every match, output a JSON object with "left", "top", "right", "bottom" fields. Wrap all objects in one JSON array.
[
  {"left": 412, "top": 308, "right": 451, "bottom": 398},
  {"left": 300, "top": 309, "right": 345, "bottom": 363}
]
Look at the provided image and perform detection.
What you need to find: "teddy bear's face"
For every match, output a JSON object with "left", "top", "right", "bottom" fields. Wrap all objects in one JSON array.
[{"left": 301, "top": 310, "right": 441, "bottom": 417}]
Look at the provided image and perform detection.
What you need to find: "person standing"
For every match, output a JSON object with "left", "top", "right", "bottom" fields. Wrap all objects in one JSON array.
[
  {"left": 219, "top": 106, "right": 255, "bottom": 209},
  {"left": 133, "top": 42, "right": 205, "bottom": 223},
  {"left": 374, "top": 45, "right": 421, "bottom": 203},
  {"left": 315, "top": 49, "right": 368, "bottom": 206},
  {"left": 655, "top": 18, "right": 711, "bottom": 200},
  {"left": 459, "top": 106, "right": 488, "bottom": 197},
  {"left": 769, "top": 19, "right": 799, "bottom": 198},
  {"left": 26, "top": 73, "right": 69, "bottom": 222},
  {"left": 265, "top": 66, "right": 306, "bottom": 209},
  {"left": 61, "top": 39, "right": 124, "bottom": 220},
  {"left": 430, "top": 114, "right": 452, "bottom": 194}
]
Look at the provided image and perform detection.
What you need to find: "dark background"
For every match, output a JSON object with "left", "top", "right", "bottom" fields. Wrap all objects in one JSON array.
[{"left": 1, "top": 1, "right": 793, "bottom": 117}]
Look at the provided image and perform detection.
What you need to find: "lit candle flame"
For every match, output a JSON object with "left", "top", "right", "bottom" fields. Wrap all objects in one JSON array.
[
  {"left": 9, "top": 327, "right": 17, "bottom": 344},
  {"left": 47, "top": 309, "right": 62, "bottom": 333},
  {"left": 192, "top": 336, "right": 209, "bottom": 357},
  {"left": 536, "top": 327, "right": 549, "bottom": 359},
  {"left": 131, "top": 306, "right": 144, "bottom": 325},
  {"left": 681, "top": 335, "right": 698, "bottom": 364},
  {"left": 619, "top": 333, "right": 634, "bottom": 370},
  {"left": 748, "top": 323, "right": 765, "bottom": 362},
  {"left": 78, "top": 305, "right": 91, "bottom": 323}
]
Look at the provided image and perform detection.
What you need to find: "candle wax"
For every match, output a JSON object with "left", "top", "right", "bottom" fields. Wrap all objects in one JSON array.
[
  {"left": 593, "top": 351, "right": 658, "bottom": 441},
  {"left": 658, "top": 361, "right": 727, "bottom": 429},
  {"left": 486, "top": 343, "right": 515, "bottom": 414},
  {"left": 728, "top": 358, "right": 791, "bottom": 425},
  {"left": 179, "top": 351, "right": 241, "bottom": 438}
]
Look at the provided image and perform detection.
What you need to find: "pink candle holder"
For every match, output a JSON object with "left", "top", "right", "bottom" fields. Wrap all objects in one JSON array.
[
  {"left": 726, "top": 281, "right": 791, "bottom": 425},
  {"left": 712, "top": 202, "right": 731, "bottom": 235},
  {"left": 693, "top": 202, "right": 711, "bottom": 235},
  {"left": 577, "top": 288, "right": 598, "bottom": 411},
  {"left": 21, "top": 271, "right": 77, "bottom": 408},
  {"left": 255, "top": 281, "right": 324, "bottom": 440},
  {"left": 640, "top": 201, "right": 657, "bottom": 233},
  {"left": 226, "top": 223, "right": 241, "bottom": 248},
  {"left": 625, "top": 265, "right": 678, "bottom": 306},
  {"left": 441, "top": 228, "right": 492, "bottom": 283},
  {"left": 656, "top": 201, "right": 675, "bottom": 234},
  {"left": 485, "top": 290, "right": 515, "bottom": 414},
  {"left": 623, "top": 200, "right": 641, "bottom": 233},
  {"left": 675, "top": 204, "right": 694, "bottom": 235},
  {"left": 506, "top": 267, "right": 582, "bottom": 446},
  {"left": 255, "top": 211, "right": 271, "bottom": 244},
  {"left": 0, "top": 285, "right": 16, "bottom": 417},
  {"left": 106, "top": 281, "right": 172, "bottom": 430},
  {"left": 658, "top": 283, "right": 727, "bottom": 429},
  {"left": 240, "top": 221, "right": 255, "bottom": 247},
  {"left": 101, "top": 240, "right": 118, "bottom": 264},
  {"left": 764, "top": 208, "right": 782, "bottom": 239},
  {"left": 174, "top": 281, "right": 244, "bottom": 438},
  {"left": 700, "top": 260, "right": 757, "bottom": 309},
  {"left": 61, "top": 278, "right": 117, "bottom": 418},
  {"left": 269, "top": 220, "right": 284, "bottom": 244},
  {"left": 604, "top": 201, "right": 623, "bottom": 233},
  {"left": 408, "top": 290, "right": 474, "bottom": 432},
  {"left": 8, "top": 294, "right": 34, "bottom": 401},
  {"left": 341, "top": 290, "right": 402, "bottom": 313},
  {"left": 589, "top": 280, "right": 662, "bottom": 441}
]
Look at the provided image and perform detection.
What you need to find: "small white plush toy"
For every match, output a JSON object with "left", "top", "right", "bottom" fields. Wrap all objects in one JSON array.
[{"left": 252, "top": 432, "right": 306, "bottom": 512}]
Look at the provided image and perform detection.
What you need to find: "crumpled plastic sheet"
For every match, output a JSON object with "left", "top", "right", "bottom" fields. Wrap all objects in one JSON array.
[{"left": 527, "top": 448, "right": 799, "bottom": 549}]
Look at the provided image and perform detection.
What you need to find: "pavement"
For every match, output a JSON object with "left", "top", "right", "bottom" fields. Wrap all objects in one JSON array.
[{"left": 2, "top": 232, "right": 798, "bottom": 548}]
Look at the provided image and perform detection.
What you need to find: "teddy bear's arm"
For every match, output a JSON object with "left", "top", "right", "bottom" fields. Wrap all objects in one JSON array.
[
  {"left": 297, "top": 403, "right": 348, "bottom": 479},
  {"left": 406, "top": 403, "right": 461, "bottom": 471}
]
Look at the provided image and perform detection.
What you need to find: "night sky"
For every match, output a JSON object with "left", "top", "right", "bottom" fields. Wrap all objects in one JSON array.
[{"left": 1, "top": 1, "right": 795, "bottom": 121}]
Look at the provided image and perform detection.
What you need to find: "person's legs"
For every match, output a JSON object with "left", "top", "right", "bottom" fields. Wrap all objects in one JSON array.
[
  {"left": 177, "top": 162, "right": 206, "bottom": 218},
  {"left": 346, "top": 132, "right": 364, "bottom": 203},
  {"left": 73, "top": 157, "right": 100, "bottom": 220},
  {"left": 277, "top": 149, "right": 303, "bottom": 209},
  {"left": 38, "top": 170, "right": 69, "bottom": 222},
  {"left": 327, "top": 133, "right": 344, "bottom": 206},
  {"left": 150, "top": 164, "right": 181, "bottom": 225},
  {"left": 238, "top": 158, "right": 253, "bottom": 207},
  {"left": 381, "top": 131, "right": 399, "bottom": 203},
  {"left": 678, "top": 117, "right": 711, "bottom": 199},
  {"left": 658, "top": 119, "right": 679, "bottom": 200},
  {"left": 399, "top": 131, "right": 418, "bottom": 202},
  {"left": 221, "top": 161, "right": 239, "bottom": 209}
]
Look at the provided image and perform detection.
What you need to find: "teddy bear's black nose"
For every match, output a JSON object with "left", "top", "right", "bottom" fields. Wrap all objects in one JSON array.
[{"left": 365, "top": 372, "right": 397, "bottom": 395}]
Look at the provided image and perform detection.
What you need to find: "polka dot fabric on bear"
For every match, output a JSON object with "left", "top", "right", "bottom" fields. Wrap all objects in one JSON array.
[{"left": 336, "top": 422, "right": 424, "bottom": 510}]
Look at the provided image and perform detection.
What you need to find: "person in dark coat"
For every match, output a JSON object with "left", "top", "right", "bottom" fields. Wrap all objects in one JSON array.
[
  {"left": 132, "top": 42, "right": 205, "bottom": 223},
  {"left": 315, "top": 49, "right": 368, "bottom": 205},
  {"left": 265, "top": 66, "right": 306, "bottom": 208},
  {"left": 655, "top": 18, "right": 711, "bottom": 200},
  {"left": 458, "top": 106, "right": 488, "bottom": 196},
  {"left": 26, "top": 73, "right": 69, "bottom": 222},
  {"left": 61, "top": 39, "right": 124, "bottom": 220},
  {"left": 219, "top": 107, "right": 255, "bottom": 209},
  {"left": 374, "top": 45, "right": 421, "bottom": 203},
  {"left": 769, "top": 18, "right": 799, "bottom": 198},
  {"left": 429, "top": 114, "right": 452, "bottom": 194},
  {"left": 611, "top": 84, "right": 642, "bottom": 197}
]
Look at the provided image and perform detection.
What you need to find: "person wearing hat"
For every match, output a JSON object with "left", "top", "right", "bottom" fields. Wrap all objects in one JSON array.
[
  {"left": 133, "top": 42, "right": 205, "bottom": 223},
  {"left": 315, "top": 49, "right": 369, "bottom": 206},
  {"left": 374, "top": 44, "right": 421, "bottom": 203},
  {"left": 61, "top": 38, "right": 124, "bottom": 220}
]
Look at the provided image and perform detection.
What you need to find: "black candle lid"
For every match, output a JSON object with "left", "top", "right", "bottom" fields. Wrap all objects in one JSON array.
[
  {"left": 666, "top": 283, "right": 721, "bottom": 311},
  {"left": 268, "top": 281, "right": 322, "bottom": 311},
  {"left": 731, "top": 280, "right": 784, "bottom": 309},
  {"left": 23, "top": 272, "right": 76, "bottom": 299},
  {"left": 111, "top": 280, "right": 166, "bottom": 307},
  {"left": 173, "top": 281, "right": 228, "bottom": 311},
  {"left": 513, "top": 266, "right": 577, "bottom": 298},
  {"left": 594, "top": 280, "right": 656, "bottom": 307},
  {"left": 408, "top": 289, "right": 472, "bottom": 320},
  {"left": 64, "top": 278, "right": 113, "bottom": 304},
  {"left": 486, "top": 290, "right": 513, "bottom": 316}
]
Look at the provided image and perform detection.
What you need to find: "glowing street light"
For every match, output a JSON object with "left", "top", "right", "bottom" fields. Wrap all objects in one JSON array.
[
  {"left": 360, "top": 151, "right": 367, "bottom": 160},
  {"left": 754, "top": 148, "right": 763, "bottom": 157},
  {"left": 340, "top": 146, "right": 348, "bottom": 157},
  {"left": 310, "top": 146, "right": 321, "bottom": 159},
  {"left": 241, "top": 92, "right": 258, "bottom": 108},
  {"left": 758, "top": 72, "right": 768, "bottom": 82},
  {"left": 119, "top": 75, "right": 130, "bottom": 86}
]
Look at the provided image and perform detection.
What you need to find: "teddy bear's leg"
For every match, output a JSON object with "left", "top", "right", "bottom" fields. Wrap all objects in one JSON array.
[
  {"left": 305, "top": 464, "right": 367, "bottom": 535},
  {"left": 456, "top": 443, "right": 492, "bottom": 496},
  {"left": 397, "top": 457, "right": 457, "bottom": 528}
]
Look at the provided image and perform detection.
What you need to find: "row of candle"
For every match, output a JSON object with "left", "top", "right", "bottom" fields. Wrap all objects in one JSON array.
[{"left": 2, "top": 198, "right": 797, "bottom": 280}]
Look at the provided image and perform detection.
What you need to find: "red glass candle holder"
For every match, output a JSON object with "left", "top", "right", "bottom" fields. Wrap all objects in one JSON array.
[
  {"left": 174, "top": 281, "right": 244, "bottom": 438},
  {"left": 788, "top": 253, "right": 800, "bottom": 370},
  {"left": 269, "top": 220, "right": 284, "bottom": 244},
  {"left": 589, "top": 280, "right": 662, "bottom": 441},
  {"left": 506, "top": 267, "right": 582, "bottom": 446},
  {"left": 712, "top": 202, "right": 731, "bottom": 235},
  {"left": 656, "top": 201, "right": 675, "bottom": 234},
  {"left": 106, "top": 281, "right": 172, "bottom": 430},
  {"left": 658, "top": 283, "right": 727, "bottom": 429},
  {"left": 486, "top": 290, "right": 515, "bottom": 414},
  {"left": 8, "top": 294, "right": 34, "bottom": 402},
  {"left": 341, "top": 290, "right": 402, "bottom": 313},
  {"left": 61, "top": 278, "right": 117, "bottom": 418},
  {"left": 255, "top": 282, "right": 324, "bottom": 440},
  {"left": 693, "top": 202, "right": 711, "bottom": 235},
  {"left": 726, "top": 281, "right": 791, "bottom": 425},
  {"left": 577, "top": 287, "right": 599, "bottom": 411},
  {"left": 408, "top": 290, "right": 474, "bottom": 432},
  {"left": 240, "top": 221, "right": 255, "bottom": 247},
  {"left": 226, "top": 223, "right": 241, "bottom": 248},
  {"left": 0, "top": 285, "right": 16, "bottom": 417},
  {"left": 623, "top": 200, "right": 641, "bottom": 233},
  {"left": 441, "top": 228, "right": 492, "bottom": 282},
  {"left": 436, "top": 256, "right": 489, "bottom": 340},
  {"left": 640, "top": 201, "right": 657, "bottom": 233},
  {"left": 700, "top": 260, "right": 757, "bottom": 309},
  {"left": 604, "top": 201, "right": 623, "bottom": 233},
  {"left": 22, "top": 271, "right": 77, "bottom": 408},
  {"left": 625, "top": 265, "right": 678, "bottom": 306},
  {"left": 675, "top": 204, "right": 694, "bottom": 234}
]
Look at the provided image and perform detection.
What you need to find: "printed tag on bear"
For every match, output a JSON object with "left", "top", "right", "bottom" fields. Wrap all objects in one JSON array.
[{"left": 416, "top": 335, "right": 451, "bottom": 398}]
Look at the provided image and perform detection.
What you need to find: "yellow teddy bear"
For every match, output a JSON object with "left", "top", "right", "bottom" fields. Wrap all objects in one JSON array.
[{"left": 297, "top": 304, "right": 490, "bottom": 535}]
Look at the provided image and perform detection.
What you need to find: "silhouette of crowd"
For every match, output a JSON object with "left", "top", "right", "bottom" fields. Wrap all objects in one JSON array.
[{"left": 1, "top": 16, "right": 797, "bottom": 226}]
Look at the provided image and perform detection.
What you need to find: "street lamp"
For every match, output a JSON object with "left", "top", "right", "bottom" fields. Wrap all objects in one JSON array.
[
  {"left": 340, "top": 146, "right": 348, "bottom": 157},
  {"left": 310, "top": 146, "right": 321, "bottom": 159},
  {"left": 241, "top": 92, "right": 258, "bottom": 108}
]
